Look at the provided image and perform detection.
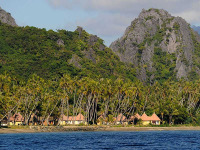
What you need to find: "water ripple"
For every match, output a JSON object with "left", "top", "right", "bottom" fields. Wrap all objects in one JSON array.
[{"left": 0, "top": 131, "right": 200, "bottom": 150}]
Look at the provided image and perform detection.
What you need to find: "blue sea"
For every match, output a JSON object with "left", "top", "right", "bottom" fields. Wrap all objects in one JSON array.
[{"left": 0, "top": 131, "right": 200, "bottom": 150}]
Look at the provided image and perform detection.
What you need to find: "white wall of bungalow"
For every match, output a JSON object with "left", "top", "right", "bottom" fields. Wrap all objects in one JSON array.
[{"left": 60, "top": 113, "right": 85, "bottom": 125}]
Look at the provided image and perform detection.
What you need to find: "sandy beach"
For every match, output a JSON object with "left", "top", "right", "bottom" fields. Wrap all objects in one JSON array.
[
  {"left": 1, "top": 126, "right": 200, "bottom": 134},
  {"left": 0, "top": 128, "right": 36, "bottom": 134},
  {"left": 103, "top": 126, "right": 200, "bottom": 131}
]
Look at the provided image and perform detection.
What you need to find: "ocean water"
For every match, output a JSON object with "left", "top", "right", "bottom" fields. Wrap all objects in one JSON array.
[{"left": 0, "top": 131, "right": 200, "bottom": 150}]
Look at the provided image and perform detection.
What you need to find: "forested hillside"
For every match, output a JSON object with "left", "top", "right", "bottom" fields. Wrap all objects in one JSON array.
[{"left": 0, "top": 22, "right": 136, "bottom": 81}]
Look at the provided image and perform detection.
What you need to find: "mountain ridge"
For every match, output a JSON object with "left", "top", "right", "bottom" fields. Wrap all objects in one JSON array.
[
  {"left": 1, "top": 7, "right": 200, "bottom": 83},
  {"left": 110, "top": 8, "right": 200, "bottom": 83},
  {"left": 0, "top": 12, "right": 136, "bottom": 81}
]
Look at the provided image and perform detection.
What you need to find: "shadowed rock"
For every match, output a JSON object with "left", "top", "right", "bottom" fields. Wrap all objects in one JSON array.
[{"left": 69, "top": 54, "right": 82, "bottom": 69}]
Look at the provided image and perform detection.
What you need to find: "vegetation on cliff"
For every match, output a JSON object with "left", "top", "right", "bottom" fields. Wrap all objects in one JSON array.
[{"left": 110, "top": 8, "right": 200, "bottom": 83}]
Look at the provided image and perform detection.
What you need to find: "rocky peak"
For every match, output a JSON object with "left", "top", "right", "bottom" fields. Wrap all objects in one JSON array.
[
  {"left": 76, "top": 26, "right": 83, "bottom": 38},
  {"left": 110, "top": 8, "right": 200, "bottom": 83},
  {"left": 139, "top": 8, "right": 172, "bottom": 21},
  {"left": 0, "top": 7, "right": 17, "bottom": 26}
]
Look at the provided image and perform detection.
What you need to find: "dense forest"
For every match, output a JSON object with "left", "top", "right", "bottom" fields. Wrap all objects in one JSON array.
[
  {"left": 0, "top": 73, "right": 200, "bottom": 125},
  {"left": 0, "top": 22, "right": 136, "bottom": 81},
  {"left": 0, "top": 20, "right": 199, "bottom": 125}
]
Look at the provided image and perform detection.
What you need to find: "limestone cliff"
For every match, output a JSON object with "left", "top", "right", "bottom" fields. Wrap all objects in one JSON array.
[
  {"left": 110, "top": 8, "right": 200, "bottom": 82},
  {"left": 0, "top": 7, "right": 17, "bottom": 26}
]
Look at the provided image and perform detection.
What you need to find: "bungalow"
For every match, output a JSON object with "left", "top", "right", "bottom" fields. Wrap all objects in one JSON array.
[
  {"left": 129, "top": 113, "right": 141, "bottom": 125},
  {"left": 38, "top": 116, "right": 55, "bottom": 126},
  {"left": 115, "top": 113, "right": 128, "bottom": 125},
  {"left": 140, "top": 112, "right": 161, "bottom": 125},
  {"left": 150, "top": 113, "right": 161, "bottom": 125},
  {"left": 97, "top": 114, "right": 107, "bottom": 125},
  {"left": 60, "top": 115, "right": 68, "bottom": 125},
  {"left": 60, "top": 113, "right": 85, "bottom": 125},
  {"left": 129, "top": 112, "right": 161, "bottom": 125},
  {"left": 10, "top": 113, "right": 24, "bottom": 125}
]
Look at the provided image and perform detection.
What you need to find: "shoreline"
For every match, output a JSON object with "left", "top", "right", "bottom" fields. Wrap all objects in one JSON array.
[
  {"left": 1, "top": 126, "right": 200, "bottom": 134},
  {"left": 103, "top": 126, "right": 200, "bottom": 131}
]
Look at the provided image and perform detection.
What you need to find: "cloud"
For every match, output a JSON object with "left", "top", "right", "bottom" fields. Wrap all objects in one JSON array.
[
  {"left": 47, "top": 0, "right": 198, "bottom": 15},
  {"left": 47, "top": 0, "right": 200, "bottom": 46},
  {"left": 175, "top": 11, "right": 200, "bottom": 24},
  {"left": 175, "top": 1, "right": 200, "bottom": 23},
  {"left": 47, "top": 0, "right": 72, "bottom": 8},
  {"left": 78, "top": 13, "right": 131, "bottom": 36}
]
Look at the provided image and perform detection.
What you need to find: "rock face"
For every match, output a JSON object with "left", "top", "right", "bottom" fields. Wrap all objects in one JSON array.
[
  {"left": 110, "top": 8, "right": 200, "bottom": 82},
  {"left": 69, "top": 54, "right": 82, "bottom": 69},
  {"left": 0, "top": 7, "right": 17, "bottom": 26},
  {"left": 57, "top": 39, "right": 65, "bottom": 47},
  {"left": 69, "top": 27, "right": 106, "bottom": 68}
]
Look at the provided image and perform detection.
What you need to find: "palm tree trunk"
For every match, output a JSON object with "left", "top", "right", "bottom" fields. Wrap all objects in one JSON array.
[{"left": 169, "top": 115, "right": 172, "bottom": 125}]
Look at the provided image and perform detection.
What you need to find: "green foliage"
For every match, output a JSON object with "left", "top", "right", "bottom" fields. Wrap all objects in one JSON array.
[
  {"left": 153, "top": 47, "right": 176, "bottom": 83},
  {"left": 173, "top": 22, "right": 180, "bottom": 30},
  {"left": 118, "top": 48, "right": 125, "bottom": 53},
  {"left": 0, "top": 21, "right": 136, "bottom": 82},
  {"left": 153, "top": 28, "right": 165, "bottom": 45},
  {"left": 166, "top": 17, "right": 175, "bottom": 24},
  {"left": 155, "top": 9, "right": 160, "bottom": 14},
  {"left": 0, "top": 73, "right": 200, "bottom": 125},
  {"left": 188, "top": 68, "right": 199, "bottom": 81},
  {"left": 137, "top": 119, "right": 143, "bottom": 125},
  {"left": 191, "top": 29, "right": 200, "bottom": 69},
  {"left": 145, "top": 16, "right": 154, "bottom": 21},
  {"left": 147, "top": 8, "right": 161, "bottom": 16}
]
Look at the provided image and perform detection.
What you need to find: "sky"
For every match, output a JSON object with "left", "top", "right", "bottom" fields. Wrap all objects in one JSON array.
[{"left": 0, "top": 0, "right": 200, "bottom": 46}]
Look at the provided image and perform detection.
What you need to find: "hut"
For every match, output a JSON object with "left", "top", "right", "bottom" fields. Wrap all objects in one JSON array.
[
  {"left": 60, "top": 115, "right": 68, "bottom": 125},
  {"left": 115, "top": 113, "right": 128, "bottom": 125},
  {"left": 129, "top": 113, "right": 141, "bottom": 125},
  {"left": 140, "top": 112, "right": 161, "bottom": 125},
  {"left": 61, "top": 113, "right": 85, "bottom": 125},
  {"left": 149, "top": 113, "right": 161, "bottom": 125},
  {"left": 97, "top": 114, "right": 107, "bottom": 125},
  {"left": 38, "top": 116, "right": 56, "bottom": 126},
  {"left": 10, "top": 113, "right": 24, "bottom": 125}
]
